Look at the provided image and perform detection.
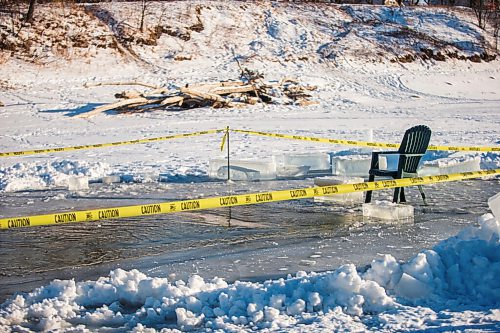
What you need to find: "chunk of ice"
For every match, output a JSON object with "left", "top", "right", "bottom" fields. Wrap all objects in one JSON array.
[
  {"left": 314, "top": 176, "right": 364, "bottom": 204},
  {"left": 332, "top": 156, "right": 371, "bottom": 177},
  {"left": 68, "top": 176, "right": 89, "bottom": 191},
  {"left": 216, "top": 166, "right": 261, "bottom": 181},
  {"left": 209, "top": 159, "right": 276, "bottom": 180},
  {"left": 102, "top": 175, "right": 121, "bottom": 184},
  {"left": 419, "top": 155, "right": 481, "bottom": 176},
  {"left": 275, "top": 165, "right": 310, "bottom": 178},
  {"left": 363, "top": 201, "right": 414, "bottom": 220},
  {"left": 488, "top": 192, "right": 500, "bottom": 220},
  {"left": 273, "top": 153, "right": 330, "bottom": 172}
]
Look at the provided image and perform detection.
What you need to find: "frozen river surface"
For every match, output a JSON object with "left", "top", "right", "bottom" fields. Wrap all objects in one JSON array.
[{"left": 1, "top": 177, "right": 498, "bottom": 303}]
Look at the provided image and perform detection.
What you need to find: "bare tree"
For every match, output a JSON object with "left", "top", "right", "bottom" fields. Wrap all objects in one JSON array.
[
  {"left": 489, "top": 0, "right": 500, "bottom": 49},
  {"left": 471, "top": 0, "right": 493, "bottom": 29},
  {"left": 26, "top": 0, "right": 37, "bottom": 22},
  {"left": 139, "top": 0, "right": 148, "bottom": 32}
]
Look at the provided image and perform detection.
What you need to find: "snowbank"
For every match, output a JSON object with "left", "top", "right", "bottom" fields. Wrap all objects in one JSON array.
[
  {"left": 0, "top": 160, "right": 110, "bottom": 192},
  {"left": 1, "top": 213, "right": 498, "bottom": 331}
]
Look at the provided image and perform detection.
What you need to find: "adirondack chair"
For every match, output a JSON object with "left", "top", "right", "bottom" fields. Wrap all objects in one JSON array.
[{"left": 364, "top": 125, "right": 432, "bottom": 205}]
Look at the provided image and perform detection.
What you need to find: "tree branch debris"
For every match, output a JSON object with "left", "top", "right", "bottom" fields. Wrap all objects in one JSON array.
[{"left": 78, "top": 73, "right": 317, "bottom": 118}]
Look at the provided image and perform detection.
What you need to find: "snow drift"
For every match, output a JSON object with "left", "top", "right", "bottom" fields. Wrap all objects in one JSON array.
[{"left": 1, "top": 212, "right": 498, "bottom": 332}]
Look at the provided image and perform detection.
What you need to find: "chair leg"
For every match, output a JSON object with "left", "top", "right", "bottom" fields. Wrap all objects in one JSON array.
[
  {"left": 418, "top": 185, "right": 428, "bottom": 206},
  {"left": 393, "top": 187, "right": 400, "bottom": 203},
  {"left": 400, "top": 187, "right": 406, "bottom": 203},
  {"left": 365, "top": 174, "right": 374, "bottom": 203}
]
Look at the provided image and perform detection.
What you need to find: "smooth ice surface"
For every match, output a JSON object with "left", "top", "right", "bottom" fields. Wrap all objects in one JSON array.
[
  {"left": 331, "top": 156, "right": 371, "bottom": 177},
  {"left": 363, "top": 201, "right": 414, "bottom": 220},
  {"left": 67, "top": 176, "right": 89, "bottom": 191},
  {"left": 272, "top": 153, "right": 330, "bottom": 172},
  {"left": 208, "top": 159, "right": 276, "bottom": 181},
  {"left": 488, "top": 192, "right": 500, "bottom": 220},
  {"left": 314, "top": 176, "right": 364, "bottom": 204}
]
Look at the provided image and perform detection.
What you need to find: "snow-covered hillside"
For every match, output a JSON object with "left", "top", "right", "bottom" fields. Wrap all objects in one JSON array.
[{"left": 0, "top": 1, "right": 497, "bottom": 65}]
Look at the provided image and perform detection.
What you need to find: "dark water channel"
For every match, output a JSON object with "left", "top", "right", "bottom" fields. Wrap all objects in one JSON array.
[{"left": 1, "top": 178, "right": 498, "bottom": 303}]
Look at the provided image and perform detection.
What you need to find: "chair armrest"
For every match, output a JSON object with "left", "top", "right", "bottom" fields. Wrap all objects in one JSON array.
[
  {"left": 399, "top": 153, "right": 424, "bottom": 157},
  {"left": 372, "top": 151, "right": 399, "bottom": 156}
]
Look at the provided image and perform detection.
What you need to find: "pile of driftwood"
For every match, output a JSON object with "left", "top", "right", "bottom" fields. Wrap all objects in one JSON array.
[{"left": 79, "top": 77, "right": 317, "bottom": 118}]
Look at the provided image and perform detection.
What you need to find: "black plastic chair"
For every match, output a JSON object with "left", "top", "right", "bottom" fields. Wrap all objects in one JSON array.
[{"left": 365, "top": 125, "right": 432, "bottom": 205}]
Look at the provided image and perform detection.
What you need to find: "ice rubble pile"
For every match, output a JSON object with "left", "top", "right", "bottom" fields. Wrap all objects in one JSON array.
[
  {"left": 1, "top": 213, "right": 498, "bottom": 331},
  {"left": 0, "top": 160, "right": 110, "bottom": 192}
]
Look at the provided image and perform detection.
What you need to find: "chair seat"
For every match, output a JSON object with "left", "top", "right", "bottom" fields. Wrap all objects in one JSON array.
[{"left": 369, "top": 169, "right": 398, "bottom": 177}]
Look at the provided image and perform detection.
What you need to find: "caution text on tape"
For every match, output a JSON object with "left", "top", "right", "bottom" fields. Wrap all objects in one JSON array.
[{"left": 1, "top": 169, "right": 498, "bottom": 229}]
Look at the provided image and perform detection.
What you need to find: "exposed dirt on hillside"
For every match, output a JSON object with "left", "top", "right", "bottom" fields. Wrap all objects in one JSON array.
[{"left": 0, "top": 1, "right": 497, "bottom": 65}]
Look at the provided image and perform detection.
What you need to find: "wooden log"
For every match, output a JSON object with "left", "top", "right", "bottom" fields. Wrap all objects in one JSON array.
[
  {"left": 279, "top": 77, "right": 299, "bottom": 86},
  {"left": 180, "top": 87, "right": 227, "bottom": 103},
  {"left": 114, "top": 90, "right": 142, "bottom": 99},
  {"left": 77, "top": 97, "right": 149, "bottom": 118},
  {"left": 144, "top": 87, "right": 176, "bottom": 96},
  {"left": 160, "top": 95, "right": 184, "bottom": 105},
  {"left": 120, "top": 99, "right": 163, "bottom": 109},
  {"left": 296, "top": 99, "right": 319, "bottom": 106},
  {"left": 84, "top": 81, "right": 160, "bottom": 89},
  {"left": 187, "top": 81, "right": 245, "bottom": 90},
  {"left": 209, "top": 85, "right": 255, "bottom": 95}
]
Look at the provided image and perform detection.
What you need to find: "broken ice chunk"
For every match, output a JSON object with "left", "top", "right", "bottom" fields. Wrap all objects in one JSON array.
[
  {"left": 331, "top": 155, "right": 371, "bottom": 177},
  {"left": 273, "top": 153, "right": 330, "bottom": 173},
  {"left": 488, "top": 192, "right": 500, "bottom": 220},
  {"left": 363, "top": 201, "right": 414, "bottom": 220},
  {"left": 68, "top": 176, "right": 89, "bottom": 191},
  {"left": 209, "top": 159, "right": 276, "bottom": 180}
]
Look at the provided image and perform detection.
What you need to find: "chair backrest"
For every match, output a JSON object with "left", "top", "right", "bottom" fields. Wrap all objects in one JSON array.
[{"left": 397, "top": 125, "right": 432, "bottom": 174}]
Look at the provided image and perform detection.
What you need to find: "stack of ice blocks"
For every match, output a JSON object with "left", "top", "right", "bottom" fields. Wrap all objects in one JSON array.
[
  {"left": 273, "top": 153, "right": 330, "bottom": 177},
  {"left": 419, "top": 155, "right": 481, "bottom": 176}
]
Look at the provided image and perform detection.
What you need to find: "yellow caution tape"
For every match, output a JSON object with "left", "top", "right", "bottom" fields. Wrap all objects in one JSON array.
[
  {"left": 232, "top": 129, "right": 500, "bottom": 152},
  {"left": 1, "top": 169, "right": 498, "bottom": 229},
  {"left": 220, "top": 126, "right": 229, "bottom": 151},
  {"left": 0, "top": 129, "right": 225, "bottom": 158}
]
